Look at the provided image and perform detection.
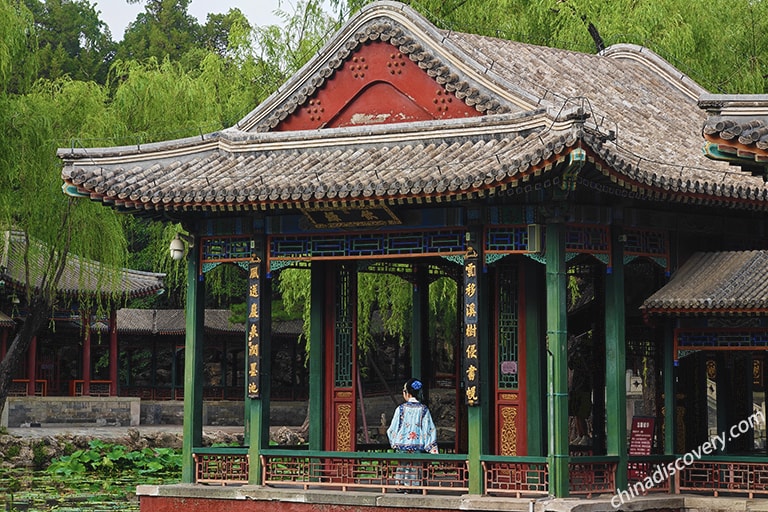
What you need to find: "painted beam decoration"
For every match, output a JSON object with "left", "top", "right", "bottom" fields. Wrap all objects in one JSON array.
[
  {"left": 463, "top": 244, "right": 480, "bottom": 406},
  {"left": 247, "top": 257, "right": 262, "bottom": 398},
  {"left": 301, "top": 205, "right": 401, "bottom": 229}
]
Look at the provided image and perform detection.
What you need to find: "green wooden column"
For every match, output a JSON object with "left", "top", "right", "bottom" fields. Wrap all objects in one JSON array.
[
  {"left": 525, "top": 258, "right": 545, "bottom": 456},
  {"left": 181, "top": 249, "right": 205, "bottom": 483},
  {"left": 605, "top": 225, "right": 627, "bottom": 489},
  {"left": 663, "top": 326, "right": 675, "bottom": 457},
  {"left": 308, "top": 261, "right": 325, "bottom": 450},
  {"left": 465, "top": 229, "right": 490, "bottom": 495},
  {"left": 545, "top": 218, "right": 569, "bottom": 497},
  {"left": 247, "top": 252, "right": 271, "bottom": 483}
]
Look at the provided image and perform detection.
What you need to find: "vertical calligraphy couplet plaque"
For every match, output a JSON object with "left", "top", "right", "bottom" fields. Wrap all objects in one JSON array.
[
  {"left": 463, "top": 246, "right": 480, "bottom": 406},
  {"left": 246, "top": 257, "right": 261, "bottom": 399}
]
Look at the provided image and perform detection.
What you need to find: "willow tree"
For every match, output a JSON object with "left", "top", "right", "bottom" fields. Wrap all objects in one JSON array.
[{"left": 0, "top": 3, "right": 128, "bottom": 413}]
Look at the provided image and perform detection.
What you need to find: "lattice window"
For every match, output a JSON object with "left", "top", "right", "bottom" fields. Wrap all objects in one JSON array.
[
  {"left": 486, "top": 226, "right": 528, "bottom": 253},
  {"left": 335, "top": 265, "right": 354, "bottom": 388},
  {"left": 497, "top": 265, "right": 519, "bottom": 390},
  {"left": 565, "top": 224, "right": 609, "bottom": 254},
  {"left": 677, "top": 329, "right": 768, "bottom": 349},
  {"left": 201, "top": 236, "right": 252, "bottom": 262},
  {"left": 270, "top": 230, "right": 466, "bottom": 261},
  {"left": 623, "top": 228, "right": 666, "bottom": 258}
]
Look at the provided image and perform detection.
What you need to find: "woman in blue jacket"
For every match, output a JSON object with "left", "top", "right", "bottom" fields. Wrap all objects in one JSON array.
[{"left": 387, "top": 378, "right": 438, "bottom": 491}]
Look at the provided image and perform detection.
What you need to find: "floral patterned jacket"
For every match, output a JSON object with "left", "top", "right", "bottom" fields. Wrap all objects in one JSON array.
[{"left": 386, "top": 398, "right": 438, "bottom": 453}]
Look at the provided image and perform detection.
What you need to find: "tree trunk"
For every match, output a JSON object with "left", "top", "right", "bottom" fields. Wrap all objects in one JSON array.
[{"left": 0, "top": 297, "right": 52, "bottom": 417}]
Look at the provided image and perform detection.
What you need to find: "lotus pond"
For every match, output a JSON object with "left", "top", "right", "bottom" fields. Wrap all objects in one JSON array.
[{"left": 1, "top": 439, "right": 182, "bottom": 511}]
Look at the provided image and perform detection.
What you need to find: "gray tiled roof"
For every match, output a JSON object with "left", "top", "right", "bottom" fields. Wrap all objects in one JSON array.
[
  {"left": 95, "top": 308, "right": 302, "bottom": 336},
  {"left": 107, "top": 308, "right": 243, "bottom": 335},
  {"left": 59, "top": 1, "right": 768, "bottom": 214},
  {"left": 641, "top": 251, "right": 768, "bottom": 314},
  {"left": 0, "top": 231, "right": 165, "bottom": 300},
  {"left": 0, "top": 310, "right": 13, "bottom": 328}
]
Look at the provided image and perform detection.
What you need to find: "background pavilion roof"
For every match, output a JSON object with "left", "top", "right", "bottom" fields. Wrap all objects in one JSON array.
[
  {"left": 90, "top": 308, "right": 303, "bottom": 336},
  {"left": 98, "top": 308, "right": 243, "bottom": 335},
  {"left": 0, "top": 231, "right": 165, "bottom": 300},
  {"left": 641, "top": 251, "right": 768, "bottom": 315},
  {"left": 0, "top": 311, "right": 14, "bottom": 328},
  {"left": 59, "top": 0, "right": 768, "bottom": 216}
]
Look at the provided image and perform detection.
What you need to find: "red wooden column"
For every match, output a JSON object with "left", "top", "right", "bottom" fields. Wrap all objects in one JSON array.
[
  {"left": 323, "top": 262, "right": 357, "bottom": 452},
  {"left": 26, "top": 336, "right": 37, "bottom": 396},
  {"left": 109, "top": 309, "right": 118, "bottom": 396},
  {"left": 493, "top": 262, "right": 527, "bottom": 456},
  {"left": 82, "top": 311, "right": 91, "bottom": 396}
]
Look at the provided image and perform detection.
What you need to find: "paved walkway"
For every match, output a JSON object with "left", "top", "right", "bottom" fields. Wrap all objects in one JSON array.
[{"left": 6, "top": 424, "right": 244, "bottom": 439}]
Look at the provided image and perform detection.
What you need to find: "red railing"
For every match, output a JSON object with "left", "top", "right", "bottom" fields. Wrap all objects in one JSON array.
[
  {"left": 194, "top": 449, "right": 249, "bottom": 485},
  {"left": 192, "top": 447, "right": 768, "bottom": 499},
  {"left": 677, "top": 458, "right": 768, "bottom": 497},
  {"left": 627, "top": 456, "right": 675, "bottom": 493},
  {"left": 259, "top": 450, "right": 469, "bottom": 494},
  {"left": 569, "top": 456, "right": 617, "bottom": 496},
  {"left": 10, "top": 379, "right": 47, "bottom": 396},
  {"left": 482, "top": 457, "right": 549, "bottom": 497},
  {"left": 70, "top": 380, "right": 112, "bottom": 396}
]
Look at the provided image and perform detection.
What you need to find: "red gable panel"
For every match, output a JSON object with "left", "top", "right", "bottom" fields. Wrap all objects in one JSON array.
[{"left": 275, "top": 40, "right": 483, "bottom": 131}]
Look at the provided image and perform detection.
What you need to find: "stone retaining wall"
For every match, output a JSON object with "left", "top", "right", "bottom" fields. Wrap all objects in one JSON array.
[
  {"left": 1, "top": 397, "right": 140, "bottom": 427},
  {"left": 1, "top": 398, "right": 308, "bottom": 428}
]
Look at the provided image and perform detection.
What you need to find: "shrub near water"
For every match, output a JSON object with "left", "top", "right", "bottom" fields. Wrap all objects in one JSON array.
[
  {"left": 47, "top": 439, "right": 182, "bottom": 477},
  {"left": 0, "top": 440, "right": 182, "bottom": 511}
]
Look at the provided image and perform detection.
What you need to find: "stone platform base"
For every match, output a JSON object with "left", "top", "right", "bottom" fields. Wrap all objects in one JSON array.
[{"left": 137, "top": 484, "right": 768, "bottom": 512}]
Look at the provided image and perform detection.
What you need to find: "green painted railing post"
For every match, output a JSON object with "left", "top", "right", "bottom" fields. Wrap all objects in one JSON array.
[
  {"left": 545, "top": 217, "right": 569, "bottom": 497},
  {"left": 525, "top": 258, "right": 545, "bottom": 456},
  {"left": 606, "top": 225, "right": 627, "bottom": 490},
  {"left": 308, "top": 261, "right": 325, "bottom": 450},
  {"left": 467, "top": 406, "right": 483, "bottom": 494},
  {"left": 182, "top": 250, "right": 204, "bottom": 483}
]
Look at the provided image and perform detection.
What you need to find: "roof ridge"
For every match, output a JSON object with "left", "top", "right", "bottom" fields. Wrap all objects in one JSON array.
[{"left": 599, "top": 43, "right": 707, "bottom": 102}]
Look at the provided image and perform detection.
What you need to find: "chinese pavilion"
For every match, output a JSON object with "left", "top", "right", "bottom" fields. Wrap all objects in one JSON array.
[{"left": 58, "top": 1, "right": 768, "bottom": 510}]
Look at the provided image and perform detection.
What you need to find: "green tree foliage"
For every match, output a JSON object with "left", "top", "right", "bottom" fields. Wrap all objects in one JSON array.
[
  {"left": 276, "top": 268, "right": 312, "bottom": 347},
  {"left": 357, "top": 271, "right": 413, "bottom": 353},
  {"left": 252, "top": 0, "right": 338, "bottom": 98},
  {"left": 0, "top": 0, "right": 36, "bottom": 93},
  {"left": 108, "top": 58, "right": 222, "bottom": 141},
  {"left": 118, "top": 0, "right": 200, "bottom": 62},
  {"left": 0, "top": 74, "right": 128, "bottom": 413},
  {"left": 198, "top": 8, "right": 252, "bottom": 58},
  {"left": 23, "top": 0, "right": 117, "bottom": 83}
]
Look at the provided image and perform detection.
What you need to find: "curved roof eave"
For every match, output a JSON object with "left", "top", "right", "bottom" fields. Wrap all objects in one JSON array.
[
  {"left": 0, "top": 231, "right": 166, "bottom": 300},
  {"left": 60, "top": 116, "right": 768, "bottom": 214}
]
